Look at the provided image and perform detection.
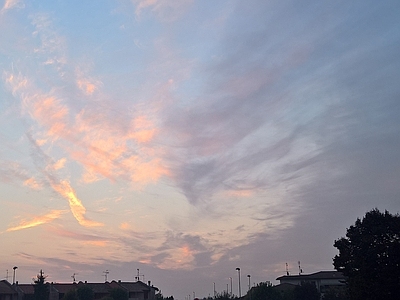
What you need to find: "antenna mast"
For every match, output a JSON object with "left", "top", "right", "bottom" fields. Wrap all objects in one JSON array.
[
  {"left": 298, "top": 261, "right": 303, "bottom": 275},
  {"left": 103, "top": 270, "right": 110, "bottom": 282},
  {"left": 135, "top": 268, "right": 144, "bottom": 282},
  {"left": 72, "top": 273, "right": 78, "bottom": 283},
  {"left": 285, "top": 263, "right": 289, "bottom": 276}
]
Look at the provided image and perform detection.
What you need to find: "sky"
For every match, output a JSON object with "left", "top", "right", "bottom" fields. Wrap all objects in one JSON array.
[{"left": 1, "top": 0, "right": 400, "bottom": 299}]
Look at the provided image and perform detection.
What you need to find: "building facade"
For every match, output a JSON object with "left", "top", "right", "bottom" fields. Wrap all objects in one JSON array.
[
  {"left": 0, "top": 280, "right": 158, "bottom": 300},
  {"left": 276, "top": 271, "right": 346, "bottom": 295}
]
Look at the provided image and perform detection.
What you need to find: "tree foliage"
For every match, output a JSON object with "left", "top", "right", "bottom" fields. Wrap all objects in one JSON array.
[
  {"left": 243, "top": 281, "right": 294, "bottom": 300},
  {"left": 322, "top": 286, "right": 348, "bottom": 300},
  {"left": 333, "top": 208, "right": 400, "bottom": 300},
  {"left": 250, "top": 282, "right": 283, "bottom": 300},
  {"left": 293, "top": 282, "right": 320, "bottom": 300},
  {"left": 214, "top": 291, "right": 234, "bottom": 300},
  {"left": 155, "top": 291, "right": 174, "bottom": 300},
  {"left": 33, "top": 269, "right": 49, "bottom": 300}
]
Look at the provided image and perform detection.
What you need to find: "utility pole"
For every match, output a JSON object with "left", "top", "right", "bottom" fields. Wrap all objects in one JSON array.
[{"left": 229, "top": 277, "right": 232, "bottom": 296}]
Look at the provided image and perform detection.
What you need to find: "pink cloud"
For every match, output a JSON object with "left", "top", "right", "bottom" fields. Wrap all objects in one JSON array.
[
  {"left": 50, "top": 180, "right": 103, "bottom": 227},
  {"left": 6, "top": 210, "right": 65, "bottom": 232},
  {"left": 23, "top": 177, "right": 42, "bottom": 190},
  {"left": 1, "top": 0, "right": 24, "bottom": 12}
]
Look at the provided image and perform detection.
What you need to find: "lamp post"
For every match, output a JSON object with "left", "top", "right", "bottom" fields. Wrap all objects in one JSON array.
[
  {"left": 213, "top": 282, "right": 216, "bottom": 298},
  {"left": 247, "top": 275, "right": 251, "bottom": 300},
  {"left": 229, "top": 277, "right": 232, "bottom": 296},
  {"left": 12, "top": 266, "right": 18, "bottom": 285},
  {"left": 236, "top": 267, "right": 241, "bottom": 297}
]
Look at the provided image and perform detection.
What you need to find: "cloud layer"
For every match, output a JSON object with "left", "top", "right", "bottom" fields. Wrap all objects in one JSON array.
[{"left": 1, "top": 0, "right": 400, "bottom": 299}]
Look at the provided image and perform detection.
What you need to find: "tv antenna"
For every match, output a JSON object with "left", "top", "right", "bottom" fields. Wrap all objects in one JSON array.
[
  {"left": 135, "top": 268, "right": 144, "bottom": 282},
  {"left": 72, "top": 273, "right": 78, "bottom": 283},
  {"left": 298, "top": 261, "right": 303, "bottom": 275},
  {"left": 285, "top": 263, "right": 289, "bottom": 276},
  {"left": 103, "top": 270, "right": 110, "bottom": 282}
]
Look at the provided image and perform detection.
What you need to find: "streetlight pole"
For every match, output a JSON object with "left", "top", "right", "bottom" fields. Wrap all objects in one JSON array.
[
  {"left": 213, "top": 282, "right": 216, "bottom": 298},
  {"left": 236, "top": 268, "right": 241, "bottom": 298},
  {"left": 12, "top": 266, "right": 18, "bottom": 285},
  {"left": 247, "top": 275, "right": 251, "bottom": 300}
]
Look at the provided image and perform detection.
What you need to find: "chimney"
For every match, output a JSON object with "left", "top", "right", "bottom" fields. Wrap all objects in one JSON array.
[{"left": 148, "top": 281, "right": 151, "bottom": 286}]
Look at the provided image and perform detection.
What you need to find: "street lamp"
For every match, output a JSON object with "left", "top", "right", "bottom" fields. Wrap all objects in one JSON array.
[
  {"left": 247, "top": 275, "right": 251, "bottom": 300},
  {"left": 213, "top": 282, "right": 216, "bottom": 298},
  {"left": 236, "top": 267, "right": 241, "bottom": 297},
  {"left": 12, "top": 266, "right": 18, "bottom": 285}
]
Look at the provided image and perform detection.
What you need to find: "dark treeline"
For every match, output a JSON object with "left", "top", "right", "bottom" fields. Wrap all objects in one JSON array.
[{"left": 202, "top": 281, "right": 346, "bottom": 300}]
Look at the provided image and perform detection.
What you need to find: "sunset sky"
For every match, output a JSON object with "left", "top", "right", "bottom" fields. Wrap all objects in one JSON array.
[{"left": 1, "top": 0, "right": 400, "bottom": 299}]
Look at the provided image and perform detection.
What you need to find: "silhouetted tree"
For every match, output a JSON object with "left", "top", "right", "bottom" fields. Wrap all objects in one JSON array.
[
  {"left": 214, "top": 291, "right": 234, "bottom": 300},
  {"left": 109, "top": 288, "right": 128, "bottom": 300},
  {"left": 242, "top": 281, "right": 295, "bottom": 300},
  {"left": 333, "top": 209, "right": 400, "bottom": 300},
  {"left": 155, "top": 291, "right": 174, "bottom": 300},
  {"left": 293, "top": 282, "right": 320, "bottom": 300},
  {"left": 250, "top": 282, "right": 282, "bottom": 300},
  {"left": 76, "top": 285, "right": 94, "bottom": 300},
  {"left": 33, "top": 269, "right": 49, "bottom": 300},
  {"left": 322, "top": 286, "right": 348, "bottom": 300}
]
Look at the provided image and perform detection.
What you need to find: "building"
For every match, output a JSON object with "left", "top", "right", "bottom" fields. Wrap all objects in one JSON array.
[
  {"left": 0, "top": 280, "right": 158, "bottom": 300},
  {"left": 0, "top": 281, "right": 18, "bottom": 300},
  {"left": 111, "top": 280, "right": 158, "bottom": 300},
  {"left": 276, "top": 271, "right": 346, "bottom": 295}
]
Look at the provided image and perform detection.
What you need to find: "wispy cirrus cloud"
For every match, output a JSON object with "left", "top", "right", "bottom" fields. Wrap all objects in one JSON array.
[
  {"left": 1, "top": 0, "right": 24, "bottom": 13},
  {"left": 6, "top": 210, "right": 65, "bottom": 232},
  {"left": 132, "top": 0, "right": 193, "bottom": 22},
  {"left": 50, "top": 180, "right": 103, "bottom": 227}
]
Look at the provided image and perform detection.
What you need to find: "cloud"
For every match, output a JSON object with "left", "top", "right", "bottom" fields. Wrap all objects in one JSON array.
[
  {"left": 119, "top": 222, "right": 130, "bottom": 230},
  {"left": 6, "top": 210, "right": 65, "bottom": 232},
  {"left": 133, "top": 0, "right": 193, "bottom": 22},
  {"left": 76, "top": 68, "right": 102, "bottom": 96},
  {"left": 50, "top": 180, "right": 103, "bottom": 227},
  {"left": 1, "top": 2, "right": 400, "bottom": 293},
  {"left": 1, "top": 0, "right": 24, "bottom": 13},
  {"left": 52, "top": 158, "right": 66, "bottom": 170},
  {"left": 23, "top": 177, "right": 42, "bottom": 190}
]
